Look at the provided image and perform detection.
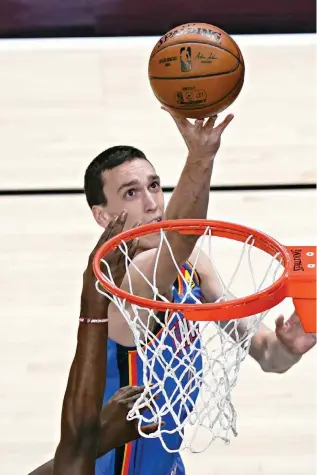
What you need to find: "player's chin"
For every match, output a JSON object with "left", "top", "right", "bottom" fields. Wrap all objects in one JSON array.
[{"left": 138, "top": 233, "right": 161, "bottom": 250}]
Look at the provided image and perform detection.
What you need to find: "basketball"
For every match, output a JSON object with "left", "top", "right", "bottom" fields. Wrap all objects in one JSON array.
[{"left": 148, "top": 23, "right": 245, "bottom": 118}]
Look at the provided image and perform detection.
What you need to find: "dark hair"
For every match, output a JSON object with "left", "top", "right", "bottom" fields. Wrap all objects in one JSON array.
[{"left": 84, "top": 145, "right": 148, "bottom": 208}]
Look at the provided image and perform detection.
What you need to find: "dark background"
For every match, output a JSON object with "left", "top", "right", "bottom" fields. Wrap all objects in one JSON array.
[{"left": 0, "top": 0, "right": 315, "bottom": 38}]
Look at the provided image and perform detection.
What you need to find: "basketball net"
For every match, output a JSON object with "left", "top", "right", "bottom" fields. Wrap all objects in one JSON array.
[{"left": 96, "top": 226, "right": 283, "bottom": 453}]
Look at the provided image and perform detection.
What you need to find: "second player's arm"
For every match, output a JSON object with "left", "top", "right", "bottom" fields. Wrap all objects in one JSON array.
[
  {"left": 29, "top": 383, "right": 159, "bottom": 475},
  {"left": 52, "top": 213, "right": 137, "bottom": 475}
]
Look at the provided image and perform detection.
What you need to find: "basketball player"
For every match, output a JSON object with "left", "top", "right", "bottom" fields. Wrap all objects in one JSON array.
[
  {"left": 82, "top": 107, "right": 315, "bottom": 475},
  {"left": 29, "top": 212, "right": 160, "bottom": 475}
]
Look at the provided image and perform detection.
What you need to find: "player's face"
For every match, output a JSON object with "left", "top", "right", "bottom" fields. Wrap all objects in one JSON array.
[{"left": 100, "top": 159, "right": 165, "bottom": 248}]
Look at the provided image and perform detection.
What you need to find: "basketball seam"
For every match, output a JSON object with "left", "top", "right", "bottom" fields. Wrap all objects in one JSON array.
[
  {"left": 153, "top": 74, "right": 244, "bottom": 111},
  {"left": 149, "top": 41, "right": 241, "bottom": 64},
  {"left": 149, "top": 62, "right": 240, "bottom": 80}
]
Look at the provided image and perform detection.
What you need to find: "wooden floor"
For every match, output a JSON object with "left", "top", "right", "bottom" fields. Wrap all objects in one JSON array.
[{"left": 0, "top": 33, "right": 316, "bottom": 475}]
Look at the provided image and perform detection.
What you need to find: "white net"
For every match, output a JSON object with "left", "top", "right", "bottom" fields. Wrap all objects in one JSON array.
[{"left": 96, "top": 226, "right": 283, "bottom": 453}]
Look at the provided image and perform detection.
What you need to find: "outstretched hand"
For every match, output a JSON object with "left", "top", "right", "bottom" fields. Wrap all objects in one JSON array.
[
  {"left": 162, "top": 106, "right": 234, "bottom": 158},
  {"left": 81, "top": 211, "right": 138, "bottom": 318},
  {"left": 275, "top": 310, "right": 316, "bottom": 355}
]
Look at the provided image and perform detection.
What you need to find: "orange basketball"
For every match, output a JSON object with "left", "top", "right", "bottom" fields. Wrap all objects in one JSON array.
[{"left": 148, "top": 23, "right": 245, "bottom": 118}]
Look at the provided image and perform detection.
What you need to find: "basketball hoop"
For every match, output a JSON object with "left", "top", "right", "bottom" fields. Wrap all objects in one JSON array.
[
  {"left": 93, "top": 219, "right": 316, "bottom": 452},
  {"left": 94, "top": 219, "right": 316, "bottom": 332}
]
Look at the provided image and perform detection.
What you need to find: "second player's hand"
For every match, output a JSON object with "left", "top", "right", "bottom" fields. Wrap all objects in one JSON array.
[
  {"left": 162, "top": 106, "right": 234, "bottom": 159},
  {"left": 275, "top": 310, "right": 317, "bottom": 355},
  {"left": 97, "top": 386, "right": 162, "bottom": 454},
  {"left": 80, "top": 211, "right": 138, "bottom": 319}
]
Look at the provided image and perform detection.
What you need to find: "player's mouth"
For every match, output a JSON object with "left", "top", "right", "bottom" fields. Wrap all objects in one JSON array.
[{"left": 147, "top": 217, "right": 162, "bottom": 224}]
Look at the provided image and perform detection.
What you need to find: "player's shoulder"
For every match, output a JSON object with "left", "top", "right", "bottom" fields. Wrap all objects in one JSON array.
[
  {"left": 189, "top": 247, "right": 211, "bottom": 274},
  {"left": 132, "top": 247, "right": 157, "bottom": 264},
  {"left": 189, "top": 246, "right": 224, "bottom": 302}
]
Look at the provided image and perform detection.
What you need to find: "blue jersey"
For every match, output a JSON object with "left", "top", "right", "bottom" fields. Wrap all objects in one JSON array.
[{"left": 95, "top": 262, "right": 202, "bottom": 475}]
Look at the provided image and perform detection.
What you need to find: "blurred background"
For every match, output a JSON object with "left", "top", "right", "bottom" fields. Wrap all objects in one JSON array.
[
  {"left": 0, "top": 2, "right": 316, "bottom": 475},
  {"left": 0, "top": 0, "right": 315, "bottom": 37}
]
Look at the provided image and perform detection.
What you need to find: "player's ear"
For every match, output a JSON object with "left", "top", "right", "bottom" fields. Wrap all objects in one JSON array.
[{"left": 92, "top": 205, "right": 110, "bottom": 228}]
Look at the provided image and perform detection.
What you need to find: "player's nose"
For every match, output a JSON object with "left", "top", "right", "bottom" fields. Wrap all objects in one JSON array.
[{"left": 144, "top": 189, "right": 158, "bottom": 213}]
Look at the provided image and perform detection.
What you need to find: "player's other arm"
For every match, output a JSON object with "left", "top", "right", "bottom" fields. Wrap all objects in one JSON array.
[
  {"left": 51, "top": 212, "right": 137, "bottom": 475},
  {"left": 197, "top": 249, "right": 316, "bottom": 373}
]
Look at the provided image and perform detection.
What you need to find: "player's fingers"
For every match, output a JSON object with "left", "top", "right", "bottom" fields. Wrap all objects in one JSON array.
[
  {"left": 117, "top": 385, "right": 146, "bottom": 400},
  {"left": 275, "top": 315, "right": 292, "bottom": 336},
  {"left": 121, "top": 391, "right": 160, "bottom": 410},
  {"left": 116, "top": 237, "right": 138, "bottom": 265},
  {"left": 122, "top": 393, "right": 146, "bottom": 407},
  {"left": 194, "top": 118, "right": 205, "bottom": 128},
  {"left": 275, "top": 315, "right": 285, "bottom": 329},
  {"left": 99, "top": 216, "right": 118, "bottom": 242},
  {"left": 109, "top": 210, "right": 128, "bottom": 238},
  {"left": 119, "top": 398, "right": 140, "bottom": 412},
  {"left": 204, "top": 115, "right": 218, "bottom": 130},
  {"left": 128, "top": 221, "right": 141, "bottom": 246},
  {"left": 138, "top": 396, "right": 160, "bottom": 414},
  {"left": 214, "top": 113, "right": 234, "bottom": 134},
  {"left": 161, "top": 105, "right": 191, "bottom": 132},
  {"left": 119, "top": 384, "right": 157, "bottom": 398},
  {"left": 141, "top": 421, "right": 165, "bottom": 435},
  {"left": 89, "top": 214, "right": 120, "bottom": 262},
  {"left": 114, "top": 221, "right": 140, "bottom": 264},
  {"left": 95, "top": 210, "right": 127, "bottom": 249},
  {"left": 126, "top": 238, "right": 138, "bottom": 261}
]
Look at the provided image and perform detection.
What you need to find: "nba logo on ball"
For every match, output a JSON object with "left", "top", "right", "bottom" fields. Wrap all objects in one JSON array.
[
  {"left": 180, "top": 46, "right": 192, "bottom": 72},
  {"left": 148, "top": 22, "right": 245, "bottom": 118}
]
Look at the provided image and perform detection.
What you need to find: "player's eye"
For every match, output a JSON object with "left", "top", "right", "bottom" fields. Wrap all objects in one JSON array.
[
  {"left": 125, "top": 188, "right": 136, "bottom": 198},
  {"left": 150, "top": 180, "right": 160, "bottom": 190}
]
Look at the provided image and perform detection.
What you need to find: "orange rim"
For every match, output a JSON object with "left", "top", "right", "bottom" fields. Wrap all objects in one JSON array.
[{"left": 93, "top": 219, "right": 316, "bottom": 332}]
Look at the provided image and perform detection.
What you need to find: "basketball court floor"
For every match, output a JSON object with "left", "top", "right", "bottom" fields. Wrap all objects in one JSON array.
[{"left": 0, "top": 33, "right": 316, "bottom": 475}]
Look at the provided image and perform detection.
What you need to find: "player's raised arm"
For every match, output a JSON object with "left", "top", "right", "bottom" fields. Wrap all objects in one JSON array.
[
  {"left": 107, "top": 112, "right": 233, "bottom": 345},
  {"left": 122, "top": 112, "right": 233, "bottom": 299},
  {"left": 51, "top": 212, "right": 137, "bottom": 475},
  {"left": 163, "top": 109, "right": 233, "bottom": 223}
]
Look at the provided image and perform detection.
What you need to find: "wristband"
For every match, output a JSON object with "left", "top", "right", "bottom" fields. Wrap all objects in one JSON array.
[{"left": 79, "top": 317, "right": 108, "bottom": 324}]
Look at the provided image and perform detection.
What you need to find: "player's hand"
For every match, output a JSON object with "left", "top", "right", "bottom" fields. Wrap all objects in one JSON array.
[
  {"left": 80, "top": 211, "right": 138, "bottom": 318},
  {"left": 98, "top": 386, "right": 162, "bottom": 454},
  {"left": 162, "top": 106, "right": 234, "bottom": 159},
  {"left": 275, "top": 310, "right": 316, "bottom": 355}
]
